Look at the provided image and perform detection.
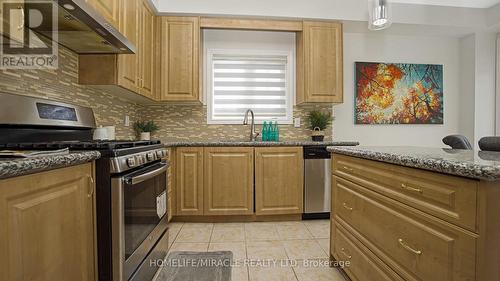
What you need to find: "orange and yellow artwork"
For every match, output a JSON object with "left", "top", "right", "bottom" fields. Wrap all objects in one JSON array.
[{"left": 355, "top": 62, "right": 443, "bottom": 124}]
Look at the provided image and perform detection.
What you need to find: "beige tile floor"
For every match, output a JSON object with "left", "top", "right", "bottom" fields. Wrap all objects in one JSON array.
[{"left": 165, "top": 220, "right": 347, "bottom": 281}]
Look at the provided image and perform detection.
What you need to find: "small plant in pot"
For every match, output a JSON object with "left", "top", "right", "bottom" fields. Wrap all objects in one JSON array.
[
  {"left": 133, "top": 121, "right": 159, "bottom": 141},
  {"left": 306, "top": 110, "right": 332, "bottom": 142}
]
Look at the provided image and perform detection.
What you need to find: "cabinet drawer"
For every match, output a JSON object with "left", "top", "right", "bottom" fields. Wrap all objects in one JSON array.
[
  {"left": 333, "top": 155, "right": 478, "bottom": 232},
  {"left": 333, "top": 223, "right": 404, "bottom": 281},
  {"left": 334, "top": 176, "right": 477, "bottom": 281}
]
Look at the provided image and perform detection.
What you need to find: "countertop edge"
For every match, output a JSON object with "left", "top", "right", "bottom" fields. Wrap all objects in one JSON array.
[
  {"left": 163, "top": 141, "right": 360, "bottom": 147},
  {"left": 0, "top": 151, "right": 101, "bottom": 180},
  {"left": 328, "top": 146, "right": 500, "bottom": 181}
]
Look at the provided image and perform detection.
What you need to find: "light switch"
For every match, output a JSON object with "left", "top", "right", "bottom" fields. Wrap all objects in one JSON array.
[{"left": 294, "top": 117, "right": 301, "bottom": 128}]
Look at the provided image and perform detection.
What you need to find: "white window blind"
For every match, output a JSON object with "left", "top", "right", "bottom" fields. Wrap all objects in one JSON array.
[{"left": 207, "top": 52, "right": 293, "bottom": 124}]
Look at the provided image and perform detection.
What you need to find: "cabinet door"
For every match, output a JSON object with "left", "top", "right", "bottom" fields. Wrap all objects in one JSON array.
[
  {"left": 117, "top": 0, "right": 139, "bottom": 92},
  {"left": 175, "top": 147, "right": 204, "bottom": 215},
  {"left": 255, "top": 147, "right": 304, "bottom": 215},
  {"left": 161, "top": 17, "right": 200, "bottom": 101},
  {"left": 204, "top": 147, "right": 254, "bottom": 215},
  {"left": 0, "top": 0, "right": 25, "bottom": 45},
  {"left": 297, "top": 21, "right": 343, "bottom": 104},
  {"left": 138, "top": 0, "right": 154, "bottom": 98},
  {"left": 86, "top": 0, "right": 120, "bottom": 29},
  {"left": 0, "top": 164, "right": 96, "bottom": 281}
]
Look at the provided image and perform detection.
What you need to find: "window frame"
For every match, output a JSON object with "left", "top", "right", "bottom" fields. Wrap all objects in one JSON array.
[{"left": 205, "top": 48, "right": 295, "bottom": 125}]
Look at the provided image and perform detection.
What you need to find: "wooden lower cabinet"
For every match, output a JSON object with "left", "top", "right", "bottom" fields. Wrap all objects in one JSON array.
[
  {"left": 0, "top": 163, "right": 96, "bottom": 281},
  {"left": 204, "top": 147, "right": 254, "bottom": 215},
  {"left": 331, "top": 154, "right": 500, "bottom": 281},
  {"left": 255, "top": 147, "right": 304, "bottom": 215},
  {"left": 333, "top": 222, "right": 404, "bottom": 281},
  {"left": 334, "top": 176, "right": 475, "bottom": 281},
  {"left": 173, "top": 146, "right": 305, "bottom": 218},
  {"left": 175, "top": 147, "right": 204, "bottom": 215}
]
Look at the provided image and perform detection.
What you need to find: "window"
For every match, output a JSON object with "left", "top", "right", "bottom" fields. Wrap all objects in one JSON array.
[{"left": 206, "top": 49, "right": 294, "bottom": 124}]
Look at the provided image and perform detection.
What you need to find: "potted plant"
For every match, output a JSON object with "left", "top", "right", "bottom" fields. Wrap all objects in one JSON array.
[
  {"left": 133, "top": 121, "right": 159, "bottom": 141},
  {"left": 306, "top": 110, "right": 332, "bottom": 141}
]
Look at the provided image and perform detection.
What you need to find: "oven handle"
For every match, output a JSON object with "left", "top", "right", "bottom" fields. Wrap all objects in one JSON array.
[{"left": 126, "top": 163, "right": 167, "bottom": 185}]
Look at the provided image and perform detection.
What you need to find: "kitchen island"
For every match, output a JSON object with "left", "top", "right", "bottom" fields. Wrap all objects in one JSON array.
[{"left": 326, "top": 146, "right": 500, "bottom": 281}]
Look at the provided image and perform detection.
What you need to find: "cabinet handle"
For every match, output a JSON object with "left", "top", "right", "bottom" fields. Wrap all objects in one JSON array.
[
  {"left": 340, "top": 247, "right": 352, "bottom": 259},
  {"left": 398, "top": 238, "right": 422, "bottom": 255},
  {"left": 87, "top": 176, "right": 95, "bottom": 198},
  {"left": 401, "top": 183, "right": 423, "bottom": 194},
  {"left": 342, "top": 202, "right": 353, "bottom": 211},
  {"left": 342, "top": 166, "right": 354, "bottom": 172},
  {"left": 17, "top": 6, "right": 24, "bottom": 30}
]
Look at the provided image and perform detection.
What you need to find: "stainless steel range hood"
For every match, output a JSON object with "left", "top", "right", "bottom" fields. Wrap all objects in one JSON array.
[{"left": 25, "top": 0, "right": 135, "bottom": 54}]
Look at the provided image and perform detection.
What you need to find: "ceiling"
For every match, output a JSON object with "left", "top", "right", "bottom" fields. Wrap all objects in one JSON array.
[{"left": 392, "top": 0, "right": 500, "bottom": 8}]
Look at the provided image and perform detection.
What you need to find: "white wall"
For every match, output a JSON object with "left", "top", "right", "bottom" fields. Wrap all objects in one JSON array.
[
  {"left": 333, "top": 33, "right": 463, "bottom": 147},
  {"left": 459, "top": 34, "right": 476, "bottom": 143},
  {"left": 474, "top": 32, "right": 497, "bottom": 145}
]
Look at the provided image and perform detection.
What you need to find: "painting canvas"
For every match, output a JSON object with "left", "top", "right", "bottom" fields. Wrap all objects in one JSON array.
[{"left": 355, "top": 62, "right": 443, "bottom": 124}]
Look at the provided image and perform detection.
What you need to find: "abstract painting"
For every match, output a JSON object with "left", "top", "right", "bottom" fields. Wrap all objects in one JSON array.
[{"left": 355, "top": 62, "right": 443, "bottom": 124}]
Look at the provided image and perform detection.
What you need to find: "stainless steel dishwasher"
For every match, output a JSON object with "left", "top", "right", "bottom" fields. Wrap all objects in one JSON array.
[{"left": 303, "top": 146, "right": 331, "bottom": 219}]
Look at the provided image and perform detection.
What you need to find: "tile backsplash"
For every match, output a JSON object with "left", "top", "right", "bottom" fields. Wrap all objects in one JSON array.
[
  {"left": 0, "top": 46, "right": 333, "bottom": 142},
  {"left": 140, "top": 104, "right": 333, "bottom": 142}
]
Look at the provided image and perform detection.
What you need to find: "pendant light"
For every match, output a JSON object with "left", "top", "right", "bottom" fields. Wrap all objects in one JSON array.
[{"left": 368, "top": 0, "right": 392, "bottom": 30}]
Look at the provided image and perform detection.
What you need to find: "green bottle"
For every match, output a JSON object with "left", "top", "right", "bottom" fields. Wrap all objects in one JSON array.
[
  {"left": 262, "top": 121, "right": 268, "bottom": 141},
  {"left": 270, "top": 121, "right": 276, "bottom": 141},
  {"left": 275, "top": 121, "right": 280, "bottom": 141}
]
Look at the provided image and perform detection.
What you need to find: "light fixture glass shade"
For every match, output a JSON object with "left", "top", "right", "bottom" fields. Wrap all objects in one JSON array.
[{"left": 368, "top": 0, "right": 392, "bottom": 30}]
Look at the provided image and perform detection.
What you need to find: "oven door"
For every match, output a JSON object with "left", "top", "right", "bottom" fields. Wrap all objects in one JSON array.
[{"left": 111, "top": 161, "right": 168, "bottom": 281}]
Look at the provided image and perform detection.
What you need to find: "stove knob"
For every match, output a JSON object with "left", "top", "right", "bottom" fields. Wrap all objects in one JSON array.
[
  {"left": 126, "top": 157, "right": 136, "bottom": 167},
  {"left": 136, "top": 155, "right": 144, "bottom": 165},
  {"left": 146, "top": 153, "right": 154, "bottom": 161},
  {"left": 156, "top": 150, "right": 163, "bottom": 158}
]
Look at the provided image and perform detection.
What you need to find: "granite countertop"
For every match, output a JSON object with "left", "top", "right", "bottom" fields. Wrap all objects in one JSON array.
[
  {"left": 327, "top": 146, "right": 500, "bottom": 181},
  {"left": 164, "top": 140, "right": 359, "bottom": 147},
  {"left": 0, "top": 151, "right": 101, "bottom": 180}
]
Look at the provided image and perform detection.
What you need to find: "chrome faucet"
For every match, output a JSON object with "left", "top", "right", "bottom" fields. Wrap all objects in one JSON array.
[{"left": 243, "top": 109, "right": 260, "bottom": 141}]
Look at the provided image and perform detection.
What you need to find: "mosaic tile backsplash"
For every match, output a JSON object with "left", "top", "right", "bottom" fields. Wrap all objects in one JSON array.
[
  {"left": 140, "top": 104, "right": 333, "bottom": 142},
  {"left": 0, "top": 46, "right": 333, "bottom": 142}
]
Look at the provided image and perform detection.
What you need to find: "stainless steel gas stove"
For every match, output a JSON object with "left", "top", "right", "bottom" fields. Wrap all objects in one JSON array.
[{"left": 0, "top": 93, "right": 169, "bottom": 281}]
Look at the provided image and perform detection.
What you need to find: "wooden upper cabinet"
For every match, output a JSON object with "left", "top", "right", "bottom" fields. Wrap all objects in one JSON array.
[
  {"left": 204, "top": 147, "right": 254, "bottom": 215},
  {"left": 255, "top": 147, "right": 304, "bottom": 215},
  {"left": 117, "top": 0, "right": 139, "bottom": 92},
  {"left": 138, "top": 0, "right": 154, "bottom": 97},
  {"left": 86, "top": 0, "right": 120, "bottom": 29},
  {"left": 0, "top": 163, "right": 96, "bottom": 281},
  {"left": 175, "top": 147, "right": 204, "bottom": 216},
  {"left": 297, "top": 21, "right": 343, "bottom": 104},
  {"left": 0, "top": 0, "right": 25, "bottom": 45},
  {"left": 79, "top": 0, "right": 156, "bottom": 100},
  {"left": 160, "top": 17, "right": 200, "bottom": 102}
]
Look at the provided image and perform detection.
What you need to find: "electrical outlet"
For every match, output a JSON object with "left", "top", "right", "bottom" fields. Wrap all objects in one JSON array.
[
  {"left": 124, "top": 115, "right": 130, "bottom": 127},
  {"left": 294, "top": 117, "right": 301, "bottom": 128}
]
